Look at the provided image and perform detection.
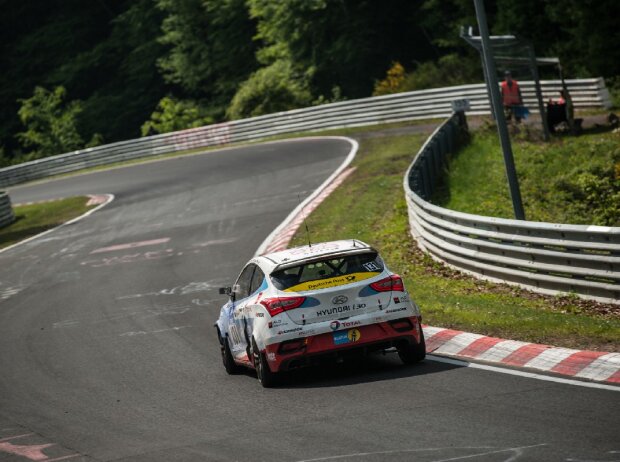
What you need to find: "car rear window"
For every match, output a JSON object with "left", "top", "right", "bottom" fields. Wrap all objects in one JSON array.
[{"left": 270, "top": 252, "right": 384, "bottom": 291}]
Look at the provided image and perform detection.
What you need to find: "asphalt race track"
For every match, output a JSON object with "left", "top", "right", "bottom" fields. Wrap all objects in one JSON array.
[{"left": 0, "top": 139, "right": 618, "bottom": 462}]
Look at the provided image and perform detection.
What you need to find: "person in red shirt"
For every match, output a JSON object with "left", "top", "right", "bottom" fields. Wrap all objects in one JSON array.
[{"left": 501, "top": 70, "right": 523, "bottom": 123}]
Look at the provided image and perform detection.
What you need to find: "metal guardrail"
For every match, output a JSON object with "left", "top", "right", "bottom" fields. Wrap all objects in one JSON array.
[
  {"left": 0, "top": 78, "right": 612, "bottom": 188},
  {"left": 404, "top": 113, "right": 620, "bottom": 303},
  {"left": 0, "top": 191, "right": 15, "bottom": 229}
]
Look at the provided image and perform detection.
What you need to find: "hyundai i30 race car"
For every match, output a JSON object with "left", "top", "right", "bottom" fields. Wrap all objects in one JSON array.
[{"left": 215, "top": 240, "right": 425, "bottom": 387}]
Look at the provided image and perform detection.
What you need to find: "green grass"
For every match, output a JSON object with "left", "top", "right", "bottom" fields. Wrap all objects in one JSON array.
[
  {"left": 435, "top": 125, "right": 620, "bottom": 225},
  {"left": 0, "top": 196, "right": 95, "bottom": 249},
  {"left": 288, "top": 128, "right": 620, "bottom": 352}
]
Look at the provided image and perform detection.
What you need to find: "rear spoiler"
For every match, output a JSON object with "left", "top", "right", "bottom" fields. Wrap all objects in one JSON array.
[{"left": 271, "top": 247, "right": 378, "bottom": 273}]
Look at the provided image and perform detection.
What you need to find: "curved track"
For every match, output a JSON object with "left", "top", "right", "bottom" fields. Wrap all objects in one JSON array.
[{"left": 0, "top": 139, "right": 618, "bottom": 462}]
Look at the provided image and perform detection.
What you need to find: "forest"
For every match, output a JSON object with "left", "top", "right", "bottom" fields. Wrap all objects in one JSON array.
[{"left": 1, "top": 0, "right": 619, "bottom": 166}]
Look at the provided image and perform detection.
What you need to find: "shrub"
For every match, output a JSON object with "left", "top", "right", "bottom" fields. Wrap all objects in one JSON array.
[
  {"left": 141, "top": 96, "right": 214, "bottom": 136},
  {"left": 373, "top": 54, "right": 481, "bottom": 96},
  {"left": 373, "top": 62, "right": 406, "bottom": 96},
  {"left": 226, "top": 59, "right": 312, "bottom": 120}
]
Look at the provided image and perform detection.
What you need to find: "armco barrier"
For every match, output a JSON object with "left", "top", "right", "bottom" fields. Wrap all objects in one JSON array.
[
  {"left": 0, "top": 78, "right": 612, "bottom": 188},
  {"left": 0, "top": 191, "right": 15, "bottom": 229},
  {"left": 404, "top": 113, "right": 620, "bottom": 303}
]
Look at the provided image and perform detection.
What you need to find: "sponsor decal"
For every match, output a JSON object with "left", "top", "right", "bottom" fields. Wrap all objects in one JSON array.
[
  {"left": 385, "top": 307, "right": 407, "bottom": 314},
  {"left": 267, "top": 352, "right": 276, "bottom": 361},
  {"left": 330, "top": 319, "right": 361, "bottom": 331},
  {"left": 299, "top": 329, "right": 316, "bottom": 336},
  {"left": 285, "top": 272, "right": 379, "bottom": 292},
  {"left": 331, "top": 295, "right": 348, "bottom": 305},
  {"left": 277, "top": 327, "right": 302, "bottom": 335},
  {"left": 269, "top": 319, "right": 286, "bottom": 328},
  {"left": 316, "top": 303, "right": 366, "bottom": 317},
  {"left": 333, "top": 328, "right": 362, "bottom": 345},
  {"left": 256, "top": 312, "right": 264, "bottom": 318},
  {"left": 340, "top": 320, "right": 361, "bottom": 328},
  {"left": 393, "top": 294, "right": 410, "bottom": 304}
]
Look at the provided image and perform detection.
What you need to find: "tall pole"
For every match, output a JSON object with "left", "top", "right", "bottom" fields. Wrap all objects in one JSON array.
[
  {"left": 473, "top": 0, "right": 526, "bottom": 220},
  {"left": 528, "top": 44, "right": 551, "bottom": 141}
]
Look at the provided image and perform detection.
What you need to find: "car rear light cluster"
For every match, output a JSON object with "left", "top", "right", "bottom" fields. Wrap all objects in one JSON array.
[
  {"left": 260, "top": 296, "right": 305, "bottom": 317},
  {"left": 370, "top": 274, "right": 404, "bottom": 292}
]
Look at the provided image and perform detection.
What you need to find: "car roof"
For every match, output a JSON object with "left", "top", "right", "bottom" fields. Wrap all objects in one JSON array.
[{"left": 257, "top": 239, "right": 375, "bottom": 272}]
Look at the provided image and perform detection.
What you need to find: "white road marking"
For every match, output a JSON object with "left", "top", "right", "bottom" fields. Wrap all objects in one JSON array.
[
  {"left": 294, "top": 444, "right": 547, "bottom": 462},
  {"left": 427, "top": 355, "right": 619, "bottom": 391},
  {"left": 0, "top": 194, "right": 114, "bottom": 255}
]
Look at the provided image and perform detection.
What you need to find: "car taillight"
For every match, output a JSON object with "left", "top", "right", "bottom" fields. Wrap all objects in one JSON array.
[
  {"left": 370, "top": 274, "right": 404, "bottom": 292},
  {"left": 260, "top": 296, "right": 306, "bottom": 317}
]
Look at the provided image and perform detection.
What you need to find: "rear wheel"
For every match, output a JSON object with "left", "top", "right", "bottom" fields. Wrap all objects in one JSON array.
[
  {"left": 220, "top": 334, "right": 241, "bottom": 374},
  {"left": 252, "top": 338, "right": 278, "bottom": 388},
  {"left": 398, "top": 330, "right": 426, "bottom": 365}
]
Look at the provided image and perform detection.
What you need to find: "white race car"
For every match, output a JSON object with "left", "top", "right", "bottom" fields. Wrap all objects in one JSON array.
[{"left": 215, "top": 240, "right": 425, "bottom": 387}]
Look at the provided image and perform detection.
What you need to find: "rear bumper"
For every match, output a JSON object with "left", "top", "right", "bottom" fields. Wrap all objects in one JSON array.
[{"left": 264, "top": 316, "right": 423, "bottom": 372}]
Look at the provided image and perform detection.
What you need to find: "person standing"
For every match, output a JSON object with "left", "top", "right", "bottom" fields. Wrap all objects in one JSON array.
[{"left": 501, "top": 70, "right": 523, "bottom": 122}]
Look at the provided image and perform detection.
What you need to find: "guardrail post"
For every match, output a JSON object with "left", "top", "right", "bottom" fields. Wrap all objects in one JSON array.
[
  {"left": 432, "top": 137, "right": 443, "bottom": 174},
  {"left": 0, "top": 191, "right": 15, "bottom": 229}
]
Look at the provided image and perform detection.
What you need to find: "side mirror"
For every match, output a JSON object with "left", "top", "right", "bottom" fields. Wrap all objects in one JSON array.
[{"left": 218, "top": 287, "right": 232, "bottom": 295}]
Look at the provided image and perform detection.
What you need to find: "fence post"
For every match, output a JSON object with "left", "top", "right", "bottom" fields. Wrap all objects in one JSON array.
[{"left": 0, "top": 191, "right": 15, "bottom": 229}]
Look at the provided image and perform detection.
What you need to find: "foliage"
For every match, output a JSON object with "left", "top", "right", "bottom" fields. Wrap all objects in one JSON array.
[
  {"left": 227, "top": 59, "right": 313, "bottom": 119},
  {"left": 436, "top": 127, "right": 620, "bottom": 226},
  {"left": 373, "top": 62, "right": 407, "bottom": 96},
  {"left": 16, "top": 86, "right": 100, "bottom": 161},
  {"left": 374, "top": 55, "right": 481, "bottom": 96},
  {"left": 2, "top": 0, "right": 620, "bottom": 165},
  {"left": 156, "top": 0, "right": 257, "bottom": 117},
  {"left": 141, "top": 96, "right": 214, "bottom": 136},
  {"left": 246, "top": 0, "right": 434, "bottom": 100}
]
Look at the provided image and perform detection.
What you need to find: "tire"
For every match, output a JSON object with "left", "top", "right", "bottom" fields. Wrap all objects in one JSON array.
[
  {"left": 252, "top": 338, "right": 278, "bottom": 388},
  {"left": 398, "top": 330, "right": 426, "bottom": 365},
  {"left": 220, "top": 334, "right": 242, "bottom": 375}
]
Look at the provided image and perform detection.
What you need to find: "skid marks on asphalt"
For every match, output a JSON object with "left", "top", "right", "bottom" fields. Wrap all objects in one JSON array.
[
  {"left": 51, "top": 301, "right": 194, "bottom": 331},
  {"left": 116, "top": 280, "right": 224, "bottom": 300},
  {"left": 79, "top": 238, "right": 237, "bottom": 268},
  {"left": 0, "top": 284, "right": 26, "bottom": 303},
  {"left": 49, "top": 279, "right": 226, "bottom": 338}
]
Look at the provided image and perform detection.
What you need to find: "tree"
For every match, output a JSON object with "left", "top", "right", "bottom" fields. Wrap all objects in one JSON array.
[
  {"left": 247, "top": 0, "right": 437, "bottom": 100},
  {"left": 156, "top": 0, "right": 258, "bottom": 117},
  {"left": 16, "top": 86, "right": 97, "bottom": 160}
]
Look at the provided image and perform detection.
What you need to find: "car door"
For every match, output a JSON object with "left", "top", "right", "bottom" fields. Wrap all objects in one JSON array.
[{"left": 230, "top": 264, "right": 256, "bottom": 360}]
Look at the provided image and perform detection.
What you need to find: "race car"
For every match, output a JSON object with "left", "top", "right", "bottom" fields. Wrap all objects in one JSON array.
[{"left": 215, "top": 240, "right": 425, "bottom": 387}]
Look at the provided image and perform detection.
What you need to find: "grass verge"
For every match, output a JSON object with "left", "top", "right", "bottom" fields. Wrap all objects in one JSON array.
[
  {"left": 288, "top": 128, "right": 620, "bottom": 352},
  {"left": 0, "top": 196, "right": 95, "bottom": 250},
  {"left": 435, "top": 123, "right": 620, "bottom": 225}
]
